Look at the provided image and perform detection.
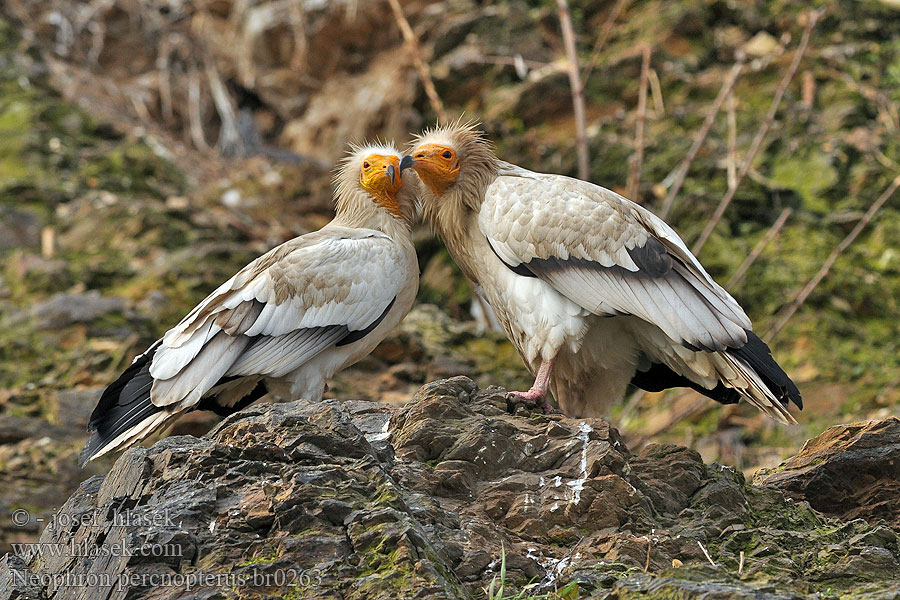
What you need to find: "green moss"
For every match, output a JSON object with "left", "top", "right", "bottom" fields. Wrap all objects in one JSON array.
[
  {"left": 770, "top": 152, "right": 839, "bottom": 213},
  {"left": 236, "top": 545, "right": 283, "bottom": 567},
  {"left": 462, "top": 337, "right": 529, "bottom": 381}
]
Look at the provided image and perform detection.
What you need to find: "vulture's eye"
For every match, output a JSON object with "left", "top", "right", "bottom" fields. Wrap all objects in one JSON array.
[
  {"left": 363, "top": 162, "right": 370, "bottom": 169},
  {"left": 442, "top": 150, "right": 453, "bottom": 159}
]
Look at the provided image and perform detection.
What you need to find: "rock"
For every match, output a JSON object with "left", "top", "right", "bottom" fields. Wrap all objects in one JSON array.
[
  {"left": 54, "top": 388, "right": 103, "bottom": 431},
  {"left": 757, "top": 418, "right": 900, "bottom": 530},
  {"left": 741, "top": 31, "right": 782, "bottom": 58},
  {"left": 0, "top": 207, "right": 42, "bottom": 251},
  {"left": 0, "top": 416, "right": 67, "bottom": 446},
  {"left": 30, "top": 291, "right": 126, "bottom": 329},
  {"left": 6, "top": 254, "right": 70, "bottom": 295},
  {"left": 3, "top": 379, "right": 900, "bottom": 598},
  {"left": 0, "top": 554, "right": 43, "bottom": 600}
]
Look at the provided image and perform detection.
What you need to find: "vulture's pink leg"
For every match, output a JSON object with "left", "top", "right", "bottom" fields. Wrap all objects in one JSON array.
[{"left": 508, "top": 358, "right": 558, "bottom": 413}]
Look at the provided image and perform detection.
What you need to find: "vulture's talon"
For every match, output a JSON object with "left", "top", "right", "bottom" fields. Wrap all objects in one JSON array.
[{"left": 507, "top": 390, "right": 558, "bottom": 414}]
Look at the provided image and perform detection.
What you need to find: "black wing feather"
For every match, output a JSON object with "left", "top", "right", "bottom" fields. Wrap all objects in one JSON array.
[
  {"left": 80, "top": 344, "right": 166, "bottom": 466},
  {"left": 730, "top": 330, "right": 802, "bottom": 410},
  {"left": 630, "top": 361, "right": 741, "bottom": 405}
]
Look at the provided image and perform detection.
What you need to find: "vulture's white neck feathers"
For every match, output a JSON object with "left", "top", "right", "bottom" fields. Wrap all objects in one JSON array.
[{"left": 333, "top": 143, "right": 417, "bottom": 236}]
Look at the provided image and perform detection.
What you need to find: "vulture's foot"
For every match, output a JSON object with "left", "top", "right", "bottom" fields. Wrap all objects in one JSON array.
[{"left": 507, "top": 389, "right": 561, "bottom": 415}]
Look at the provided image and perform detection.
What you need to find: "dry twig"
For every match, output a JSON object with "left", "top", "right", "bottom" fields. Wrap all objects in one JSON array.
[
  {"left": 764, "top": 174, "right": 900, "bottom": 342},
  {"left": 658, "top": 63, "right": 742, "bottom": 219},
  {"left": 556, "top": 0, "right": 590, "bottom": 181},
  {"left": 726, "top": 89, "right": 738, "bottom": 191},
  {"left": 739, "top": 550, "right": 745, "bottom": 575},
  {"left": 86, "top": 19, "right": 105, "bottom": 64},
  {"left": 618, "top": 388, "right": 646, "bottom": 424},
  {"left": 582, "top": 0, "right": 630, "bottom": 84},
  {"left": 648, "top": 392, "right": 710, "bottom": 437},
  {"left": 823, "top": 66, "right": 899, "bottom": 131},
  {"left": 725, "top": 207, "right": 792, "bottom": 289},
  {"left": 386, "top": 0, "right": 448, "bottom": 122},
  {"left": 692, "top": 9, "right": 822, "bottom": 254},
  {"left": 157, "top": 36, "right": 175, "bottom": 124},
  {"left": 626, "top": 44, "right": 651, "bottom": 201},
  {"left": 187, "top": 62, "right": 211, "bottom": 152},
  {"left": 801, "top": 70, "right": 815, "bottom": 108},
  {"left": 287, "top": 0, "right": 309, "bottom": 72},
  {"left": 623, "top": 390, "right": 712, "bottom": 452},
  {"left": 648, "top": 68, "right": 665, "bottom": 117},
  {"left": 41, "top": 226, "right": 55, "bottom": 260},
  {"left": 698, "top": 541, "right": 717, "bottom": 567},
  {"left": 477, "top": 55, "right": 548, "bottom": 73},
  {"left": 205, "top": 61, "right": 242, "bottom": 156}
]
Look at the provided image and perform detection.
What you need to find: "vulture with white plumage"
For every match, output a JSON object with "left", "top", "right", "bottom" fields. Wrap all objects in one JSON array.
[
  {"left": 80, "top": 143, "right": 419, "bottom": 465},
  {"left": 400, "top": 121, "right": 801, "bottom": 423}
]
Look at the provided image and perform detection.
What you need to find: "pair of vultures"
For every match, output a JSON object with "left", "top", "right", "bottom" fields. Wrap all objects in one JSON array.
[{"left": 80, "top": 121, "right": 801, "bottom": 465}]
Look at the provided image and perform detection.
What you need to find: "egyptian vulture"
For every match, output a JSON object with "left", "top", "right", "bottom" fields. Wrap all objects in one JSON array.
[
  {"left": 400, "top": 121, "right": 801, "bottom": 423},
  {"left": 80, "top": 144, "right": 419, "bottom": 464}
]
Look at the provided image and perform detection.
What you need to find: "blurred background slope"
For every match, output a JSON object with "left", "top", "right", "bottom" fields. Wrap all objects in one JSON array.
[{"left": 0, "top": 0, "right": 899, "bottom": 552}]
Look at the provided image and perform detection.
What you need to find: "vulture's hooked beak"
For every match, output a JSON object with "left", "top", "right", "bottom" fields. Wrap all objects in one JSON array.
[
  {"left": 386, "top": 164, "right": 397, "bottom": 185},
  {"left": 399, "top": 154, "right": 416, "bottom": 178}
]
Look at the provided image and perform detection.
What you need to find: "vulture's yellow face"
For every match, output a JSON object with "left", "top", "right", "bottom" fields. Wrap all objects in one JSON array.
[
  {"left": 359, "top": 154, "right": 404, "bottom": 217},
  {"left": 402, "top": 143, "right": 461, "bottom": 196}
]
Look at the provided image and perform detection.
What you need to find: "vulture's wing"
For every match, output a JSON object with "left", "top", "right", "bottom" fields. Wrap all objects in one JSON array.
[
  {"left": 479, "top": 168, "right": 751, "bottom": 353},
  {"left": 148, "top": 226, "right": 405, "bottom": 406},
  {"left": 480, "top": 166, "right": 800, "bottom": 422}
]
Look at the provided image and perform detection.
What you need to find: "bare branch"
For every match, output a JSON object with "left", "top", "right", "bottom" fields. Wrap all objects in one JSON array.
[
  {"left": 582, "top": 0, "right": 630, "bottom": 84},
  {"left": 556, "top": 0, "right": 590, "bottom": 181},
  {"left": 726, "top": 88, "right": 737, "bottom": 191},
  {"left": 618, "top": 388, "right": 646, "bottom": 424},
  {"left": 644, "top": 536, "right": 652, "bottom": 572},
  {"left": 645, "top": 392, "right": 708, "bottom": 438},
  {"left": 86, "top": 19, "right": 105, "bottom": 64},
  {"left": 622, "top": 390, "right": 710, "bottom": 450},
  {"left": 725, "top": 207, "right": 792, "bottom": 289},
  {"left": 801, "top": 70, "right": 815, "bottom": 108},
  {"left": 698, "top": 541, "right": 716, "bottom": 567},
  {"left": 648, "top": 68, "right": 665, "bottom": 117},
  {"left": 658, "top": 63, "right": 742, "bottom": 219},
  {"left": 386, "top": 0, "right": 448, "bottom": 123},
  {"left": 824, "top": 66, "right": 899, "bottom": 132},
  {"left": 626, "top": 44, "right": 651, "bottom": 201},
  {"left": 205, "top": 60, "right": 242, "bottom": 156},
  {"left": 287, "top": 0, "right": 309, "bottom": 72},
  {"left": 187, "top": 63, "right": 211, "bottom": 152},
  {"left": 764, "top": 174, "right": 900, "bottom": 342},
  {"left": 156, "top": 36, "right": 175, "bottom": 124},
  {"left": 476, "top": 55, "right": 548, "bottom": 72},
  {"left": 692, "top": 9, "right": 822, "bottom": 254},
  {"left": 41, "top": 226, "right": 56, "bottom": 260}
]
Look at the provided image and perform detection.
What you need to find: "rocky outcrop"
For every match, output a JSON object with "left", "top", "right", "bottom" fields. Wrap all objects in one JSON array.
[
  {"left": 757, "top": 417, "right": 900, "bottom": 531},
  {"left": 3, "top": 378, "right": 899, "bottom": 599}
]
